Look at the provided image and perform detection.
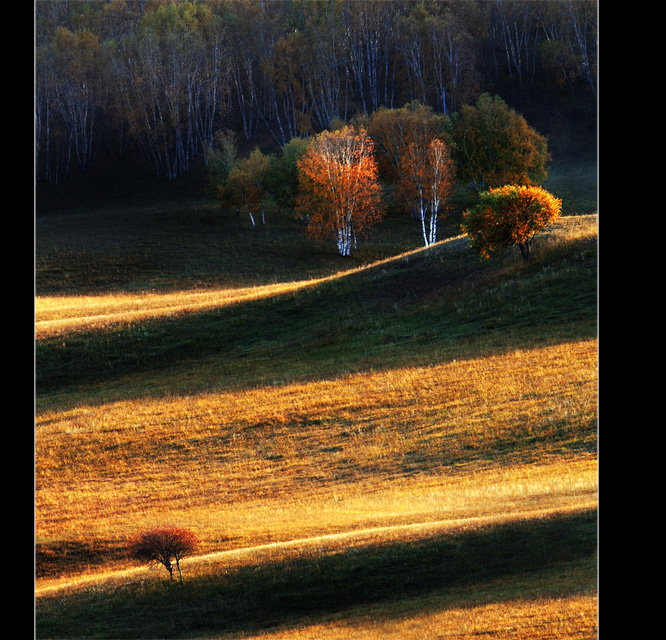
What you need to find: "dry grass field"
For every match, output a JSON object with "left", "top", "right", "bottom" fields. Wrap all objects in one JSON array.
[{"left": 35, "top": 192, "right": 597, "bottom": 639}]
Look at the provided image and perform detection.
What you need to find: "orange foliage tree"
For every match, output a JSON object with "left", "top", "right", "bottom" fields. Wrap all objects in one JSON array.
[
  {"left": 364, "top": 101, "right": 446, "bottom": 185},
  {"left": 462, "top": 185, "right": 562, "bottom": 261},
  {"left": 128, "top": 525, "right": 199, "bottom": 584},
  {"left": 297, "top": 125, "right": 385, "bottom": 256},
  {"left": 397, "top": 137, "right": 455, "bottom": 246}
]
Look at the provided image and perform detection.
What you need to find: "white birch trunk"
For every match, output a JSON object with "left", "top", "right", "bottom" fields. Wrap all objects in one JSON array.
[{"left": 420, "top": 206, "right": 429, "bottom": 247}]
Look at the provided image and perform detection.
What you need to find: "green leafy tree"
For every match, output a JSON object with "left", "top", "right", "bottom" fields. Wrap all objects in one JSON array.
[
  {"left": 207, "top": 129, "right": 238, "bottom": 190},
  {"left": 264, "top": 137, "right": 311, "bottom": 210},
  {"left": 462, "top": 184, "right": 562, "bottom": 262},
  {"left": 225, "top": 148, "right": 274, "bottom": 226},
  {"left": 451, "top": 94, "right": 550, "bottom": 193}
]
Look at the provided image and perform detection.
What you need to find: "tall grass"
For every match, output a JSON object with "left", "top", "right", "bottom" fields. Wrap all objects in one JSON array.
[
  {"left": 36, "top": 509, "right": 596, "bottom": 638},
  {"left": 36, "top": 336, "right": 596, "bottom": 550}
]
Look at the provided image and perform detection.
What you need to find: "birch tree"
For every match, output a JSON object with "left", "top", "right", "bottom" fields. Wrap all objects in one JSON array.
[
  {"left": 398, "top": 138, "right": 455, "bottom": 246},
  {"left": 297, "top": 125, "right": 384, "bottom": 256},
  {"left": 426, "top": 1, "right": 482, "bottom": 115},
  {"left": 537, "top": 0, "right": 597, "bottom": 100},
  {"left": 489, "top": 0, "right": 541, "bottom": 95},
  {"left": 226, "top": 148, "right": 273, "bottom": 227},
  {"left": 225, "top": 4, "right": 266, "bottom": 141},
  {"left": 395, "top": 4, "right": 429, "bottom": 106},
  {"left": 36, "top": 42, "right": 68, "bottom": 185},
  {"left": 35, "top": 26, "right": 106, "bottom": 183},
  {"left": 365, "top": 101, "right": 445, "bottom": 185},
  {"left": 341, "top": 0, "right": 400, "bottom": 115},
  {"left": 111, "top": 2, "right": 227, "bottom": 179}
]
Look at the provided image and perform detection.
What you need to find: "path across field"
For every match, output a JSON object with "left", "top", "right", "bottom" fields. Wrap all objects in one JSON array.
[{"left": 35, "top": 502, "right": 595, "bottom": 597}]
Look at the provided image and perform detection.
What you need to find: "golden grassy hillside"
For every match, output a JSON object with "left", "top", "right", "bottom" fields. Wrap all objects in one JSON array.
[{"left": 35, "top": 208, "right": 597, "bottom": 639}]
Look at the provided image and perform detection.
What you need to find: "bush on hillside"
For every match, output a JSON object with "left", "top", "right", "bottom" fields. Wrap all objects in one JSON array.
[
  {"left": 462, "top": 185, "right": 562, "bottom": 262},
  {"left": 128, "top": 525, "right": 199, "bottom": 584}
]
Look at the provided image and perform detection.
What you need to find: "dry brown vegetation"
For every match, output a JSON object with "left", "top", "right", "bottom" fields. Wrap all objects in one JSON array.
[{"left": 35, "top": 208, "right": 597, "bottom": 639}]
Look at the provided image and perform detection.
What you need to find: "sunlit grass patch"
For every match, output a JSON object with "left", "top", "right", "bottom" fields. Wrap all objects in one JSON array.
[{"left": 36, "top": 338, "right": 596, "bottom": 580}]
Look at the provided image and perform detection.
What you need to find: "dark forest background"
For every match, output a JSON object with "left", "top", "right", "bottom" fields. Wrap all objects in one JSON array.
[{"left": 35, "top": 0, "right": 597, "bottom": 213}]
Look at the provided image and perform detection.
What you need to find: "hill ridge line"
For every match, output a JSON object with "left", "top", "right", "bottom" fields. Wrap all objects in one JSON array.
[{"left": 35, "top": 235, "right": 468, "bottom": 338}]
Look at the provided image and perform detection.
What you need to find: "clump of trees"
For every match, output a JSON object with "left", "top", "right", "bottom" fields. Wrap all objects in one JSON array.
[
  {"left": 210, "top": 92, "right": 554, "bottom": 258},
  {"left": 362, "top": 101, "right": 456, "bottom": 246},
  {"left": 128, "top": 525, "right": 199, "bottom": 584},
  {"left": 37, "top": 0, "right": 570, "bottom": 260},
  {"left": 362, "top": 101, "right": 446, "bottom": 186},
  {"left": 462, "top": 185, "right": 562, "bottom": 261}
]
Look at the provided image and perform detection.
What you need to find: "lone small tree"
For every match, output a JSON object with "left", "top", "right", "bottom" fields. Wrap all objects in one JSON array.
[
  {"left": 225, "top": 148, "right": 273, "bottom": 227},
  {"left": 462, "top": 185, "right": 562, "bottom": 262},
  {"left": 128, "top": 525, "right": 199, "bottom": 584}
]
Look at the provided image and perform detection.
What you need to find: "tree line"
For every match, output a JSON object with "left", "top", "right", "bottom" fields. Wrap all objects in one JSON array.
[{"left": 35, "top": 0, "right": 597, "bottom": 186}]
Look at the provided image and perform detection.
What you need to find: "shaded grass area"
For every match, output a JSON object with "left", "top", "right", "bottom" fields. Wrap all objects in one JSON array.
[
  {"left": 35, "top": 202, "right": 425, "bottom": 295},
  {"left": 543, "top": 156, "right": 598, "bottom": 217},
  {"left": 35, "top": 227, "right": 596, "bottom": 401},
  {"left": 36, "top": 509, "right": 596, "bottom": 639}
]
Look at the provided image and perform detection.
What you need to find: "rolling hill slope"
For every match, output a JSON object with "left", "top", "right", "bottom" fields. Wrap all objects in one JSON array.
[
  {"left": 35, "top": 215, "right": 596, "bottom": 401},
  {"left": 35, "top": 212, "right": 597, "bottom": 639}
]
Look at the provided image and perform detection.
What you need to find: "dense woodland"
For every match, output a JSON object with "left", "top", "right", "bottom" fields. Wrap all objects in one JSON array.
[{"left": 35, "top": 0, "right": 597, "bottom": 204}]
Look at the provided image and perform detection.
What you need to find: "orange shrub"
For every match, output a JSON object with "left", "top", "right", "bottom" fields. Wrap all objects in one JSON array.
[{"left": 462, "top": 185, "right": 562, "bottom": 261}]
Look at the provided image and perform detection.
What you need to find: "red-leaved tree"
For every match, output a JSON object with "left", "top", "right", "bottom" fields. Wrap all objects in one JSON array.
[
  {"left": 128, "top": 525, "right": 199, "bottom": 584},
  {"left": 296, "top": 125, "right": 385, "bottom": 256}
]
